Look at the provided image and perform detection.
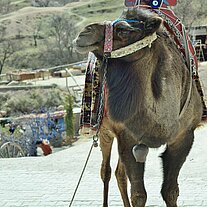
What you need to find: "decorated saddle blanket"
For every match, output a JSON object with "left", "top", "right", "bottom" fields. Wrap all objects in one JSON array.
[
  {"left": 136, "top": 1, "right": 197, "bottom": 71},
  {"left": 79, "top": 52, "right": 101, "bottom": 131},
  {"left": 79, "top": 1, "right": 207, "bottom": 131}
]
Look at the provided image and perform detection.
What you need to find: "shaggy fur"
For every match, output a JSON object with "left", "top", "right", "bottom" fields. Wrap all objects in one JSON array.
[{"left": 74, "top": 8, "right": 203, "bottom": 207}]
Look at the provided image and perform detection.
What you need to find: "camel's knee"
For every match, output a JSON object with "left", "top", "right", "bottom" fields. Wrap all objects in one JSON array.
[
  {"left": 115, "top": 163, "right": 127, "bottom": 183},
  {"left": 131, "top": 192, "right": 147, "bottom": 207},
  {"left": 129, "top": 179, "right": 147, "bottom": 207},
  {"left": 115, "top": 171, "right": 127, "bottom": 185},
  {"left": 101, "top": 163, "right": 112, "bottom": 182},
  {"left": 161, "top": 184, "right": 179, "bottom": 207}
]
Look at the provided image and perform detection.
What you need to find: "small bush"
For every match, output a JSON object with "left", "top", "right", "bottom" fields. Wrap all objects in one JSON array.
[
  {"left": 64, "top": 95, "right": 74, "bottom": 145},
  {"left": 0, "top": 88, "right": 68, "bottom": 116}
]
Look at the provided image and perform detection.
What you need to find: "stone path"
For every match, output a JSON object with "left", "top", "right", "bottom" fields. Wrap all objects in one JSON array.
[
  {"left": 0, "top": 124, "right": 207, "bottom": 207},
  {"left": 0, "top": 63, "right": 207, "bottom": 207}
]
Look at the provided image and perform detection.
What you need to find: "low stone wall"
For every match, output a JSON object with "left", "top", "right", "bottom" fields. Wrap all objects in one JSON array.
[{"left": 0, "top": 84, "right": 56, "bottom": 92}]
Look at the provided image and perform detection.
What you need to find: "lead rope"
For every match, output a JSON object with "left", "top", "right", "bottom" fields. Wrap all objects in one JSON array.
[
  {"left": 69, "top": 143, "right": 94, "bottom": 207},
  {"left": 69, "top": 22, "right": 111, "bottom": 206},
  {"left": 69, "top": 58, "right": 108, "bottom": 207}
]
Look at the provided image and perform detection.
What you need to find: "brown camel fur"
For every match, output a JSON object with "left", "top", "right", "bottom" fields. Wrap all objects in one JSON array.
[{"left": 74, "top": 8, "right": 203, "bottom": 207}]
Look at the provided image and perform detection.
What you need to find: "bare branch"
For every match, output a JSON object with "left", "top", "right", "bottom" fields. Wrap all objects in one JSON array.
[
  {"left": 0, "top": 0, "right": 12, "bottom": 15},
  {"left": 0, "top": 25, "right": 18, "bottom": 74},
  {"left": 31, "top": 0, "right": 51, "bottom": 7},
  {"left": 173, "top": 0, "right": 207, "bottom": 27}
]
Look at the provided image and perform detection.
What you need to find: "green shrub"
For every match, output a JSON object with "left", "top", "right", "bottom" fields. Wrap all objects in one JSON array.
[
  {"left": 64, "top": 95, "right": 74, "bottom": 145},
  {"left": 0, "top": 88, "right": 68, "bottom": 116}
]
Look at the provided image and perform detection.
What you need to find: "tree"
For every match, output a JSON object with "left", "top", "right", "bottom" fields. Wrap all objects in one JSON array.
[
  {"left": 0, "top": 0, "right": 12, "bottom": 15},
  {"left": 0, "top": 25, "right": 16, "bottom": 74},
  {"left": 50, "top": 14, "right": 77, "bottom": 59},
  {"left": 31, "top": 0, "right": 51, "bottom": 7},
  {"left": 15, "top": 19, "right": 42, "bottom": 47},
  {"left": 43, "top": 14, "right": 82, "bottom": 65},
  {"left": 31, "top": 0, "right": 79, "bottom": 7},
  {"left": 0, "top": 41, "right": 15, "bottom": 74},
  {"left": 33, "top": 21, "right": 42, "bottom": 47},
  {"left": 173, "top": 0, "right": 207, "bottom": 28}
]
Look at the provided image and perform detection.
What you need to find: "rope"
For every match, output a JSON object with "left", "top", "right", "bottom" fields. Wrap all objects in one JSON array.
[{"left": 68, "top": 143, "right": 94, "bottom": 207}]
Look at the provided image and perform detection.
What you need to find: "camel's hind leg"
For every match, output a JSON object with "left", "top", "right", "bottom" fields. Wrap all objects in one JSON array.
[
  {"left": 99, "top": 126, "right": 114, "bottom": 207},
  {"left": 115, "top": 158, "right": 131, "bottom": 207},
  {"left": 161, "top": 129, "right": 195, "bottom": 207}
]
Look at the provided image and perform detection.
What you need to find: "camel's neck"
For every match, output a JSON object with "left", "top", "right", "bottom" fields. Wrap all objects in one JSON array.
[
  {"left": 102, "top": 49, "right": 158, "bottom": 122},
  {"left": 100, "top": 36, "right": 176, "bottom": 122}
]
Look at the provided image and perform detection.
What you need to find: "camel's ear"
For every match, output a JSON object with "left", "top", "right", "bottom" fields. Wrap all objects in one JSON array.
[{"left": 145, "top": 17, "right": 162, "bottom": 34}]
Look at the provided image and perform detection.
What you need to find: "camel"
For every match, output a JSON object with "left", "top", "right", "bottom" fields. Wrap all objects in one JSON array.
[{"left": 73, "top": 8, "right": 203, "bottom": 207}]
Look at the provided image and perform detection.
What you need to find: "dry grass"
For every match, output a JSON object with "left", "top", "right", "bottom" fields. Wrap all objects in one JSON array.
[
  {"left": 0, "top": 0, "right": 124, "bottom": 38},
  {"left": 0, "top": 0, "right": 124, "bottom": 71}
]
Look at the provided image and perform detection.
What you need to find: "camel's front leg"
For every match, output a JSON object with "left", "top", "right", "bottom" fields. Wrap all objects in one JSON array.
[
  {"left": 99, "top": 126, "right": 114, "bottom": 207},
  {"left": 117, "top": 132, "right": 147, "bottom": 207}
]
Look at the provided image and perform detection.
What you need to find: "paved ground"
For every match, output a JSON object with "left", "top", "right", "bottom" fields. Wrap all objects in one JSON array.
[
  {"left": 0, "top": 63, "right": 206, "bottom": 207},
  {"left": 0, "top": 124, "right": 207, "bottom": 207},
  {"left": 28, "top": 75, "right": 85, "bottom": 89}
]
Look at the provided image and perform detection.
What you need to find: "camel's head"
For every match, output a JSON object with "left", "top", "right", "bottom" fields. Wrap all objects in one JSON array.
[{"left": 73, "top": 8, "right": 162, "bottom": 57}]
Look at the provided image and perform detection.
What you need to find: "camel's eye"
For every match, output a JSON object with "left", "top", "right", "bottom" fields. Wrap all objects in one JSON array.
[
  {"left": 116, "top": 28, "right": 131, "bottom": 38},
  {"left": 83, "top": 26, "right": 93, "bottom": 34},
  {"left": 87, "top": 26, "right": 92, "bottom": 31}
]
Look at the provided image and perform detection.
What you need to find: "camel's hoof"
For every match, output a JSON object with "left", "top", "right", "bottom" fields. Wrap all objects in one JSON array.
[{"left": 132, "top": 144, "right": 149, "bottom": 163}]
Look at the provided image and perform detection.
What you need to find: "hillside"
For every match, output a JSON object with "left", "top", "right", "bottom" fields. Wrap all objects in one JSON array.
[
  {"left": 0, "top": 0, "right": 206, "bottom": 73},
  {"left": 0, "top": 0, "right": 125, "bottom": 36},
  {"left": 0, "top": 0, "right": 125, "bottom": 73},
  {"left": 0, "top": 0, "right": 125, "bottom": 37}
]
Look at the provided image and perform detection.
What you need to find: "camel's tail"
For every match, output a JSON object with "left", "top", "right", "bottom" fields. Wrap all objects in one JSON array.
[
  {"left": 201, "top": 96, "right": 207, "bottom": 122},
  {"left": 202, "top": 111, "right": 207, "bottom": 122}
]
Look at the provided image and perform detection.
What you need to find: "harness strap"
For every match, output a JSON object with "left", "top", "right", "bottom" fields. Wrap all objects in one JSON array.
[
  {"left": 103, "top": 19, "right": 142, "bottom": 56},
  {"left": 110, "top": 32, "right": 157, "bottom": 58},
  {"left": 104, "top": 21, "right": 113, "bottom": 56},
  {"left": 112, "top": 19, "right": 141, "bottom": 25}
]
